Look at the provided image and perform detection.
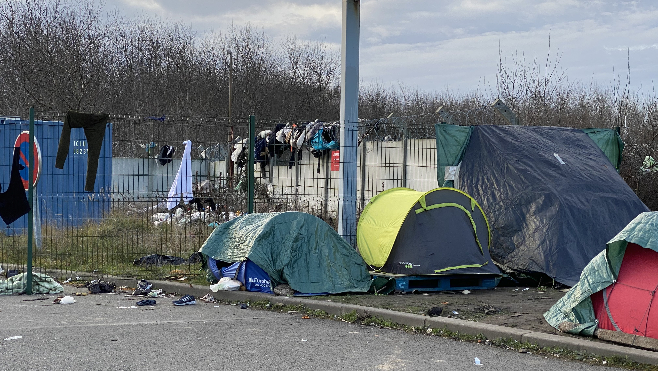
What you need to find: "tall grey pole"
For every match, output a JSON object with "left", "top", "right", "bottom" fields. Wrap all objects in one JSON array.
[
  {"left": 338, "top": 0, "right": 359, "bottom": 246},
  {"left": 27, "top": 107, "right": 34, "bottom": 294}
]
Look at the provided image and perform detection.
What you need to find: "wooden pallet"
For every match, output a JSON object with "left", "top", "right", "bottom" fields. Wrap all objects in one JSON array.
[{"left": 373, "top": 274, "right": 501, "bottom": 293}]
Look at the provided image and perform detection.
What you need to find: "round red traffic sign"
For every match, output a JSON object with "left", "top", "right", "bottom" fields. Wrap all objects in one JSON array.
[{"left": 14, "top": 131, "right": 41, "bottom": 190}]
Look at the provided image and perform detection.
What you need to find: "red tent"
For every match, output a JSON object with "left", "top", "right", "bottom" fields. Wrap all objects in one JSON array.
[{"left": 591, "top": 243, "right": 658, "bottom": 339}]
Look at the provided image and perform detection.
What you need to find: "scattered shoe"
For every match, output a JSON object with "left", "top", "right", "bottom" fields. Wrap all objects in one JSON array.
[
  {"left": 132, "top": 279, "right": 153, "bottom": 296},
  {"left": 172, "top": 295, "right": 196, "bottom": 306},
  {"left": 136, "top": 299, "right": 156, "bottom": 306},
  {"left": 200, "top": 293, "right": 215, "bottom": 303}
]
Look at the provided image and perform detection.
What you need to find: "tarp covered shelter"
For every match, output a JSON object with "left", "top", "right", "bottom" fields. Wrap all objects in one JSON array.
[
  {"left": 199, "top": 211, "right": 371, "bottom": 294},
  {"left": 435, "top": 124, "right": 648, "bottom": 286},
  {"left": 544, "top": 212, "right": 658, "bottom": 338},
  {"left": 357, "top": 187, "right": 501, "bottom": 276}
]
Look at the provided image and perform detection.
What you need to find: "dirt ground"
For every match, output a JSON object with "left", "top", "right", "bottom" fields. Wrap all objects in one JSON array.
[{"left": 310, "top": 284, "right": 568, "bottom": 335}]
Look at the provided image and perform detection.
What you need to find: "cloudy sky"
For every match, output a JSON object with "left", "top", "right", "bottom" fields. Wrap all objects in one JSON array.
[{"left": 106, "top": 0, "right": 656, "bottom": 96}]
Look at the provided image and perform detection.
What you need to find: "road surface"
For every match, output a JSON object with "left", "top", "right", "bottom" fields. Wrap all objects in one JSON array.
[{"left": 0, "top": 291, "right": 620, "bottom": 370}]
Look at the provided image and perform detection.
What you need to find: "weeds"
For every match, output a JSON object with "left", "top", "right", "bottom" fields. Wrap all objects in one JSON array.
[{"left": 0, "top": 208, "right": 207, "bottom": 281}]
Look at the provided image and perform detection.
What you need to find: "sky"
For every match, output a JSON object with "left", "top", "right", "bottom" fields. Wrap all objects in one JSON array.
[{"left": 105, "top": 0, "right": 657, "bottom": 97}]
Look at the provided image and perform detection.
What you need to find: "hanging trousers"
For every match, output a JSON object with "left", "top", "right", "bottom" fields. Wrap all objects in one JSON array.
[{"left": 55, "top": 111, "right": 109, "bottom": 192}]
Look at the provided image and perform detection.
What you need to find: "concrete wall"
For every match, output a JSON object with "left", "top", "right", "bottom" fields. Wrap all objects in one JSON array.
[{"left": 111, "top": 139, "right": 439, "bottom": 213}]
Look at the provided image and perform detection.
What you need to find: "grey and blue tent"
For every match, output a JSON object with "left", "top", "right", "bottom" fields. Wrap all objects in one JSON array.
[{"left": 435, "top": 124, "right": 648, "bottom": 286}]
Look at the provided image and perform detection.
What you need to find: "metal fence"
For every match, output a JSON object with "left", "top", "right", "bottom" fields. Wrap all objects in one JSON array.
[{"left": 0, "top": 112, "right": 440, "bottom": 286}]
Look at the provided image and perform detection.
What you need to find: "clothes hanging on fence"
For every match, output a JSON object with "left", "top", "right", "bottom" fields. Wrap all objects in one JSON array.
[
  {"left": 55, "top": 111, "right": 109, "bottom": 192},
  {"left": 306, "top": 121, "right": 324, "bottom": 142},
  {"left": 275, "top": 125, "right": 288, "bottom": 143},
  {"left": 231, "top": 138, "right": 248, "bottom": 168},
  {"left": 310, "top": 126, "right": 339, "bottom": 158},
  {"left": 255, "top": 135, "right": 270, "bottom": 173},
  {"left": 157, "top": 145, "right": 176, "bottom": 165},
  {"left": 296, "top": 125, "right": 309, "bottom": 148},
  {"left": 167, "top": 140, "right": 193, "bottom": 210},
  {"left": 268, "top": 124, "right": 286, "bottom": 157},
  {"left": 0, "top": 147, "right": 31, "bottom": 225},
  {"left": 288, "top": 148, "right": 302, "bottom": 169},
  {"left": 285, "top": 125, "right": 304, "bottom": 168}
]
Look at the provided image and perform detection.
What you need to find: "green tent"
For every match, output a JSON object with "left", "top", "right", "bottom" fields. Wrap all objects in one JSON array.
[
  {"left": 544, "top": 212, "right": 658, "bottom": 336},
  {"left": 199, "top": 211, "right": 372, "bottom": 294},
  {"left": 357, "top": 187, "right": 501, "bottom": 276}
]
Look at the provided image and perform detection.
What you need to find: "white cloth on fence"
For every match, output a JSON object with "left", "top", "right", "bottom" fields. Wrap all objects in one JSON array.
[
  {"left": 231, "top": 138, "right": 249, "bottom": 163},
  {"left": 167, "top": 140, "right": 193, "bottom": 210}
]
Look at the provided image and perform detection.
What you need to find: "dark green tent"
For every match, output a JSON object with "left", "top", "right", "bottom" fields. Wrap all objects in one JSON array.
[{"left": 199, "top": 211, "right": 372, "bottom": 294}]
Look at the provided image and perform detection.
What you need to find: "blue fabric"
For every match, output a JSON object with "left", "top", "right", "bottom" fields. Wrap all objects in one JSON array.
[
  {"left": 220, "top": 260, "right": 274, "bottom": 294},
  {"left": 310, "top": 128, "right": 339, "bottom": 151}
]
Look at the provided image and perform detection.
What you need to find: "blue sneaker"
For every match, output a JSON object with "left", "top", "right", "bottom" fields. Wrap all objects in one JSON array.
[{"left": 172, "top": 295, "right": 196, "bottom": 306}]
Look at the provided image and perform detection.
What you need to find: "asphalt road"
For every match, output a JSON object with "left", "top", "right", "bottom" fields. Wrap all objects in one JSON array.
[{"left": 0, "top": 291, "right": 621, "bottom": 371}]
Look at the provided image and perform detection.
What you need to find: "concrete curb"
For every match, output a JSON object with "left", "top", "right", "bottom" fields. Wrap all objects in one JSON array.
[{"left": 137, "top": 279, "right": 658, "bottom": 366}]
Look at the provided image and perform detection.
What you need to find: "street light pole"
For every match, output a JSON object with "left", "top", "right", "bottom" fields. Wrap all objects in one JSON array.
[{"left": 338, "top": 0, "right": 360, "bottom": 246}]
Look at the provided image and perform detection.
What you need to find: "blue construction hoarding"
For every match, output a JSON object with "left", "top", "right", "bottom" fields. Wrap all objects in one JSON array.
[{"left": 0, "top": 117, "right": 112, "bottom": 233}]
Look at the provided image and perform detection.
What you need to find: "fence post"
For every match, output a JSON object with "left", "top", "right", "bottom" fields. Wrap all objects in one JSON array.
[
  {"left": 359, "top": 138, "right": 366, "bottom": 210},
  {"left": 324, "top": 153, "right": 330, "bottom": 220},
  {"left": 248, "top": 115, "right": 255, "bottom": 214},
  {"left": 402, "top": 121, "right": 408, "bottom": 188},
  {"left": 26, "top": 107, "right": 34, "bottom": 294}
]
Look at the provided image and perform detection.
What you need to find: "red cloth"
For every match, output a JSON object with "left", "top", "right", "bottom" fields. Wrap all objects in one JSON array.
[{"left": 592, "top": 243, "right": 658, "bottom": 338}]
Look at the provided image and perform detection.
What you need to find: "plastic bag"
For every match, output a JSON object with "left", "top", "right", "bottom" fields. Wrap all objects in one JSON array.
[{"left": 210, "top": 277, "right": 242, "bottom": 292}]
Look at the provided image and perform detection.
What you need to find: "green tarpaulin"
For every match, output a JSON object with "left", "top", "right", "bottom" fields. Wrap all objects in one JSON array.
[
  {"left": 199, "top": 212, "right": 372, "bottom": 294},
  {"left": 0, "top": 273, "right": 63, "bottom": 295},
  {"left": 582, "top": 127, "right": 624, "bottom": 171},
  {"left": 435, "top": 124, "right": 472, "bottom": 186}
]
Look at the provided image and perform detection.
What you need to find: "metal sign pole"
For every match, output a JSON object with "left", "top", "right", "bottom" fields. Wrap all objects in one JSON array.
[{"left": 26, "top": 107, "right": 34, "bottom": 295}]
